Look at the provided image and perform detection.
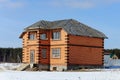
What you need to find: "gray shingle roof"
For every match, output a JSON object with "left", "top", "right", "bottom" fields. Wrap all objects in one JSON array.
[{"left": 25, "top": 19, "right": 107, "bottom": 38}]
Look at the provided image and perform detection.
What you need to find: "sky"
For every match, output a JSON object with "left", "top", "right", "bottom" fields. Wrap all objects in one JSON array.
[{"left": 0, "top": 0, "right": 120, "bottom": 49}]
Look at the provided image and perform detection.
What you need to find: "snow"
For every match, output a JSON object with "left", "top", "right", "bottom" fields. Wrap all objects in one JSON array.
[
  {"left": 1, "top": 63, "right": 120, "bottom": 80},
  {"left": 1, "top": 70, "right": 120, "bottom": 80},
  {"left": 104, "top": 55, "right": 120, "bottom": 67},
  {"left": 0, "top": 63, "right": 22, "bottom": 70}
]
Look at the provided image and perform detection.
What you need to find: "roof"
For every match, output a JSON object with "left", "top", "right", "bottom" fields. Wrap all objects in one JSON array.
[{"left": 24, "top": 19, "right": 107, "bottom": 38}]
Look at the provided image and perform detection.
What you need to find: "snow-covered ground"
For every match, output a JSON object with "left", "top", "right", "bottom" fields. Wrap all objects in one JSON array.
[
  {"left": 0, "top": 63, "right": 22, "bottom": 71},
  {"left": 0, "top": 70, "right": 120, "bottom": 80},
  {"left": 1, "top": 63, "right": 120, "bottom": 80}
]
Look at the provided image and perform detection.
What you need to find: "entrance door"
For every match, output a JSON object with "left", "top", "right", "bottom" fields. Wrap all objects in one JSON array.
[{"left": 30, "top": 50, "right": 35, "bottom": 63}]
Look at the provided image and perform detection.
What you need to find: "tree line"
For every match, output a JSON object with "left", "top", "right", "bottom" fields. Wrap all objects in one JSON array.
[{"left": 0, "top": 48, "right": 22, "bottom": 63}]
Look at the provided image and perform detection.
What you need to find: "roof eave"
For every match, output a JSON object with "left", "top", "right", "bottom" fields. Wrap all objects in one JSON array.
[{"left": 19, "top": 32, "right": 26, "bottom": 38}]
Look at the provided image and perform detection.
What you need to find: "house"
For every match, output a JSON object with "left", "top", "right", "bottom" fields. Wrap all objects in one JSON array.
[
  {"left": 20, "top": 19, "right": 107, "bottom": 71},
  {"left": 110, "top": 53, "right": 118, "bottom": 59},
  {"left": 104, "top": 52, "right": 120, "bottom": 69}
]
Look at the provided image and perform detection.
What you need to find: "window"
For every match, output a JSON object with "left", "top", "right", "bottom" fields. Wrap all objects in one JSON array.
[
  {"left": 29, "top": 34, "right": 35, "bottom": 40},
  {"left": 30, "top": 50, "right": 35, "bottom": 63},
  {"left": 40, "top": 34, "right": 47, "bottom": 40},
  {"left": 52, "top": 32, "right": 60, "bottom": 40},
  {"left": 52, "top": 48, "right": 60, "bottom": 58},
  {"left": 41, "top": 49, "right": 47, "bottom": 58},
  {"left": 53, "top": 67, "right": 57, "bottom": 71}
]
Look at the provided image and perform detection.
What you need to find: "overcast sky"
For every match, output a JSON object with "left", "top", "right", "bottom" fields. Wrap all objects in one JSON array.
[{"left": 0, "top": 0, "right": 120, "bottom": 49}]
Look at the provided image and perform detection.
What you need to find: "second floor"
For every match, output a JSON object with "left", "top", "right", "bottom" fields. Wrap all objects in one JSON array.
[
  {"left": 20, "top": 28, "right": 68, "bottom": 46},
  {"left": 20, "top": 28, "right": 104, "bottom": 47}
]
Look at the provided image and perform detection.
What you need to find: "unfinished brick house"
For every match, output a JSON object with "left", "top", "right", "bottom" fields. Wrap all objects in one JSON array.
[{"left": 20, "top": 19, "right": 107, "bottom": 71}]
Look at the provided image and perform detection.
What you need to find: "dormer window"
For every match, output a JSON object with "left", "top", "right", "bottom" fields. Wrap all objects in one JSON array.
[
  {"left": 40, "top": 33, "right": 47, "bottom": 40},
  {"left": 52, "top": 32, "right": 60, "bottom": 40}
]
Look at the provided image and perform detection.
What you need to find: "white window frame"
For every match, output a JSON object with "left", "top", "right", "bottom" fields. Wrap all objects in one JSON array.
[
  {"left": 29, "top": 34, "right": 35, "bottom": 40},
  {"left": 52, "top": 32, "right": 60, "bottom": 40},
  {"left": 52, "top": 48, "right": 61, "bottom": 58},
  {"left": 40, "top": 33, "right": 47, "bottom": 40}
]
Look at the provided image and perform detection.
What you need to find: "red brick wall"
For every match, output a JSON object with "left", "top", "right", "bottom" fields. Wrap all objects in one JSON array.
[
  {"left": 39, "top": 46, "right": 50, "bottom": 64},
  {"left": 69, "top": 35, "right": 103, "bottom": 47},
  {"left": 68, "top": 35, "right": 104, "bottom": 65},
  {"left": 69, "top": 46, "right": 103, "bottom": 65},
  {"left": 38, "top": 30, "right": 50, "bottom": 64}
]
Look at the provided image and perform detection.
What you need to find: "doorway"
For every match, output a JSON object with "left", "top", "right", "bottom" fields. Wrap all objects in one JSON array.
[{"left": 30, "top": 50, "right": 35, "bottom": 63}]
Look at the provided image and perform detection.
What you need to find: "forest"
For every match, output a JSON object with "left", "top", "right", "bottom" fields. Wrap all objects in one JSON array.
[{"left": 0, "top": 48, "right": 22, "bottom": 63}]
